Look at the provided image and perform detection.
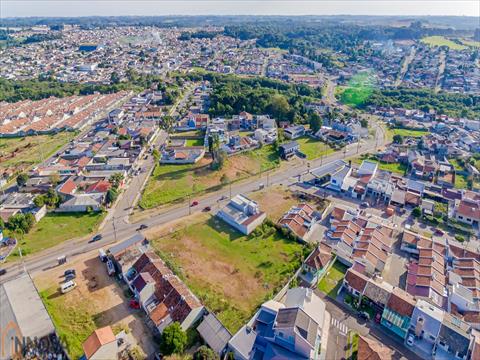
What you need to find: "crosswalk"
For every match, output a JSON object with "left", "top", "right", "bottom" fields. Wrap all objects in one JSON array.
[{"left": 331, "top": 317, "right": 348, "bottom": 336}]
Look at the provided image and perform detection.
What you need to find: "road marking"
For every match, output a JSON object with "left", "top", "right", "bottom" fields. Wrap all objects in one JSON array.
[{"left": 331, "top": 317, "right": 348, "bottom": 336}]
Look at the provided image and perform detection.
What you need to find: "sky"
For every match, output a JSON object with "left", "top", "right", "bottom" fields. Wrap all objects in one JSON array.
[{"left": 1, "top": 0, "right": 479, "bottom": 18}]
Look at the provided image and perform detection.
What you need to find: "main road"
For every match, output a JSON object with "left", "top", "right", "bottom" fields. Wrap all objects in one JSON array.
[{"left": 0, "top": 119, "right": 386, "bottom": 283}]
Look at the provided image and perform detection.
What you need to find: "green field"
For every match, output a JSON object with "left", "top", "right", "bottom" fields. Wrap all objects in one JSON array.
[
  {"left": 296, "top": 136, "right": 335, "bottom": 160},
  {"left": 421, "top": 36, "right": 467, "bottom": 51},
  {"left": 461, "top": 39, "right": 480, "bottom": 48},
  {"left": 455, "top": 173, "right": 469, "bottom": 189},
  {"left": 352, "top": 156, "right": 406, "bottom": 175},
  {"left": 7, "top": 212, "right": 105, "bottom": 259},
  {"left": 150, "top": 216, "right": 305, "bottom": 333},
  {"left": 40, "top": 289, "right": 98, "bottom": 360},
  {"left": 391, "top": 128, "right": 429, "bottom": 138},
  {"left": 0, "top": 132, "right": 75, "bottom": 173},
  {"left": 318, "top": 260, "right": 348, "bottom": 298},
  {"left": 185, "top": 138, "right": 204, "bottom": 146},
  {"left": 139, "top": 145, "right": 279, "bottom": 209}
]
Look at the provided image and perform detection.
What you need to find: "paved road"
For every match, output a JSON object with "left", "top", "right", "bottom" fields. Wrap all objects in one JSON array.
[{"left": 0, "top": 119, "right": 386, "bottom": 283}]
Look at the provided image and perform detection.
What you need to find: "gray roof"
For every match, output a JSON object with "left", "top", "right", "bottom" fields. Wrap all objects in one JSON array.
[
  {"left": 109, "top": 233, "right": 145, "bottom": 256},
  {"left": 228, "top": 325, "right": 257, "bottom": 359},
  {"left": 275, "top": 307, "right": 318, "bottom": 347},
  {"left": 0, "top": 275, "right": 55, "bottom": 340},
  {"left": 311, "top": 160, "right": 347, "bottom": 179},
  {"left": 280, "top": 141, "right": 299, "bottom": 151},
  {"left": 439, "top": 313, "right": 471, "bottom": 355},
  {"left": 197, "top": 313, "right": 232, "bottom": 355}
]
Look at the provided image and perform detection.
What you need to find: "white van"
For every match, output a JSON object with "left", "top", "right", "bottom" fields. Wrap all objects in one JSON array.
[
  {"left": 99, "top": 248, "right": 107, "bottom": 262},
  {"left": 61, "top": 280, "right": 77, "bottom": 294}
]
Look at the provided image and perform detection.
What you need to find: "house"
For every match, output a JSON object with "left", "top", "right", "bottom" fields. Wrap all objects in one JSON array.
[
  {"left": 216, "top": 194, "right": 266, "bottom": 235},
  {"left": 454, "top": 199, "right": 480, "bottom": 227},
  {"left": 160, "top": 147, "right": 205, "bottom": 164},
  {"left": 284, "top": 125, "right": 306, "bottom": 140},
  {"left": 299, "top": 243, "right": 332, "bottom": 286},
  {"left": 57, "top": 193, "right": 103, "bottom": 212},
  {"left": 82, "top": 326, "right": 118, "bottom": 360},
  {"left": 343, "top": 268, "right": 369, "bottom": 298},
  {"left": 362, "top": 277, "right": 393, "bottom": 314},
  {"left": 357, "top": 336, "right": 393, "bottom": 360},
  {"left": 278, "top": 203, "right": 320, "bottom": 242},
  {"left": 309, "top": 160, "right": 348, "bottom": 187},
  {"left": 279, "top": 141, "right": 299, "bottom": 160},
  {"left": 435, "top": 313, "right": 472, "bottom": 360},
  {"left": 228, "top": 287, "right": 329, "bottom": 360},
  {"left": 409, "top": 300, "right": 445, "bottom": 355},
  {"left": 127, "top": 252, "right": 204, "bottom": 333},
  {"left": 381, "top": 287, "right": 416, "bottom": 339},
  {"left": 254, "top": 128, "right": 277, "bottom": 144}
]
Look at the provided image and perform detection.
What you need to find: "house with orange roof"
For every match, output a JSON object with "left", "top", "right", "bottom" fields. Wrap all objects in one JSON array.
[
  {"left": 278, "top": 203, "right": 320, "bottom": 242},
  {"left": 82, "top": 326, "right": 118, "bottom": 360}
]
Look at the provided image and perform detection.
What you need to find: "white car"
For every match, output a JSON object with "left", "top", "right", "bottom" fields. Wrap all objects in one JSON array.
[{"left": 407, "top": 334, "right": 415, "bottom": 346}]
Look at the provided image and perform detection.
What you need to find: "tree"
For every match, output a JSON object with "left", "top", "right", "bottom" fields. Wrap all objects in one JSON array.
[
  {"left": 109, "top": 173, "right": 124, "bottom": 190},
  {"left": 7, "top": 213, "right": 35, "bottom": 234},
  {"left": 110, "top": 71, "right": 120, "bottom": 84},
  {"left": 160, "top": 322, "right": 187, "bottom": 356},
  {"left": 193, "top": 346, "right": 219, "bottom": 360},
  {"left": 16, "top": 173, "right": 29, "bottom": 187},
  {"left": 392, "top": 134, "right": 403, "bottom": 144},
  {"left": 267, "top": 94, "right": 290, "bottom": 121},
  {"left": 412, "top": 207, "right": 422, "bottom": 218},
  {"left": 220, "top": 174, "right": 229, "bottom": 185},
  {"left": 152, "top": 149, "right": 161, "bottom": 162},
  {"left": 106, "top": 188, "right": 118, "bottom": 205},
  {"left": 308, "top": 112, "right": 322, "bottom": 133}
]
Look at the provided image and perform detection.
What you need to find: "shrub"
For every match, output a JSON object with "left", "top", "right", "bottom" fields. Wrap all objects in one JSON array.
[{"left": 160, "top": 322, "right": 187, "bottom": 356}]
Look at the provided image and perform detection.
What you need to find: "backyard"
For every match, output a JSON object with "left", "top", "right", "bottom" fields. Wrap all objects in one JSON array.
[
  {"left": 138, "top": 145, "right": 279, "bottom": 209},
  {"left": 317, "top": 260, "right": 348, "bottom": 298},
  {"left": 296, "top": 136, "right": 335, "bottom": 160},
  {"left": 6, "top": 212, "right": 105, "bottom": 259},
  {"left": 0, "top": 132, "right": 75, "bottom": 174},
  {"left": 148, "top": 214, "right": 306, "bottom": 333}
]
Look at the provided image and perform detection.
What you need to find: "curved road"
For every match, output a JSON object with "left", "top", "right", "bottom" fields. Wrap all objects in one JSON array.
[{"left": 1, "top": 120, "right": 386, "bottom": 283}]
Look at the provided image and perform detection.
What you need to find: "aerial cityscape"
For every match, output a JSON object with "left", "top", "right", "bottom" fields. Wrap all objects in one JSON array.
[{"left": 0, "top": 2, "right": 479, "bottom": 360}]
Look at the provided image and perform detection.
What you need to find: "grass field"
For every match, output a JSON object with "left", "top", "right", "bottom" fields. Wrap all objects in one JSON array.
[
  {"left": 296, "top": 136, "right": 335, "bottom": 160},
  {"left": 0, "top": 132, "right": 75, "bottom": 173},
  {"left": 149, "top": 216, "right": 305, "bottom": 333},
  {"left": 455, "top": 173, "right": 469, "bottom": 190},
  {"left": 352, "top": 156, "right": 406, "bottom": 175},
  {"left": 185, "top": 138, "right": 204, "bottom": 146},
  {"left": 421, "top": 36, "right": 468, "bottom": 50},
  {"left": 139, "top": 145, "right": 279, "bottom": 209},
  {"left": 7, "top": 212, "right": 105, "bottom": 259},
  {"left": 391, "top": 128, "right": 429, "bottom": 138},
  {"left": 318, "top": 260, "right": 348, "bottom": 298}
]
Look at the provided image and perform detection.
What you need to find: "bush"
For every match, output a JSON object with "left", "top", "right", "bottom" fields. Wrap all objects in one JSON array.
[
  {"left": 193, "top": 345, "right": 219, "bottom": 360},
  {"left": 455, "top": 235, "right": 465, "bottom": 242}
]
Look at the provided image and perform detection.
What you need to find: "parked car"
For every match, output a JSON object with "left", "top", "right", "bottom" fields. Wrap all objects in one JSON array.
[
  {"left": 65, "top": 273, "right": 76, "bottom": 281},
  {"left": 0, "top": 268, "right": 6, "bottom": 276},
  {"left": 64, "top": 269, "right": 76, "bottom": 277},
  {"left": 99, "top": 248, "right": 107, "bottom": 262},
  {"left": 106, "top": 260, "right": 115, "bottom": 276},
  {"left": 61, "top": 280, "right": 77, "bottom": 294},
  {"left": 203, "top": 206, "right": 211, "bottom": 212},
  {"left": 129, "top": 299, "right": 140, "bottom": 309},
  {"left": 407, "top": 334, "right": 415, "bottom": 346},
  {"left": 136, "top": 224, "right": 148, "bottom": 231},
  {"left": 358, "top": 311, "right": 370, "bottom": 320},
  {"left": 435, "top": 229, "right": 445, "bottom": 236},
  {"left": 90, "top": 234, "right": 102, "bottom": 243},
  {"left": 191, "top": 200, "right": 199, "bottom": 207},
  {"left": 219, "top": 195, "right": 227, "bottom": 201},
  {"left": 360, "top": 201, "right": 369, "bottom": 208}
]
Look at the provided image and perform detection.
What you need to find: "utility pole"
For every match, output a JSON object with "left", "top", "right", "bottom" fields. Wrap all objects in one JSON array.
[
  {"left": 112, "top": 217, "right": 117, "bottom": 243},
  {"left": 229, "top": 182, "right": 232, "bottom": 199},
  {"left": 188, "top": 194, "right": 191, "bottom": 215}
]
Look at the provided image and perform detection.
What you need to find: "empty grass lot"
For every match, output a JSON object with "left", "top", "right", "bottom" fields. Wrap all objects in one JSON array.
[
  {"left": 391, "top": 128, "right": 429, "bottom": 138},
  {"left": 7, "top": 212, "right": 105, "bottom": 259},
  {"left": 139, "top": 145, "right": 279, "bottom": 209},
  {"left": 149, "top": 216, "right": 306, "bottom": 333},
  {"left": 185, "top": 138, "right": 204, "bottom": 146},
  {"left": 0, "top": 132, "right": 75, "bottom": 173},
  {"left": 352, "top": 156, "right": 406, "bottom": 175},
  {"left": 421, "top": 36, "right": 468, "bottom": 51},
  {"left": 296, "top": 136, "right": 334, "bottom": 160},
  {"left": 318, "top": 260, "right": 349, "bottom": 298}
]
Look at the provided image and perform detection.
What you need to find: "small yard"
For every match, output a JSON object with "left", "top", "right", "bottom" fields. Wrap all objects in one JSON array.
[
  {"left": 185, "top": 138, "right": 204, "bottom": 147},
  {"left": 139, "top": 145, "right": 279, "bottom": 209},
  {"left": 296, "top": 136, "right": 334, "bottom": 160},
  {"left": 352, "top": 155, "right": 406, "bottom": 175},
  {"left": 455, "top": 173, "right": 469, "bottom": 189},
  {"left": 7, "top": 212, "right": 105, "bottom": 259},
  {"left": 317, "top": 260, "right": 348, "bottom": 298},
  {"left": 149, "top": 215, "right": 306, "bottom": 333}
]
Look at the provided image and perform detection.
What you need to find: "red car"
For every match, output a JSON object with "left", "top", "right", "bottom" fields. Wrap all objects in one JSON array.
[
  {"left": 129, "top": 300, "right": 140, "bottom": 309},
  {"left": 191, "top": 201, "right": 199, "bottom": 207},
  {"left": 375, "top": 313, "right": 381, "bottom": 323}
]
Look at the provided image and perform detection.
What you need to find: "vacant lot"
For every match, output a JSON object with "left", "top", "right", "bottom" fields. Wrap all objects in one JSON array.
[
  {"left": 352, "top": 156, "right": 406, "bottom": 175},
  {"left": 296, "top": 136, "right": 334, "bottom": 160},
  {"left": 7, "top": 212, "right": 105, "bottom": 259},
  {"left": 0, "top": 132, "right": 75, "bottom": 174},
  {"left": 391, "top": 128, "right": 429, "bottom": 138},
  {"left": 35, "top": 252, "right": 156, "bottom": 360},
  {"left": 185, "top": 138, "right": 204, "bottom": 146},
  {"left": 139, "top": 145, "right": 279, "bottom": 209},
  {"left": 149, "top": 215, "right": 305, "bottom": 333},
  {"left": 318, "top": 260, "right": 348, "bottom": 298},
  {"left": 250, "top": 186, "right": 299, "bottom": 221},
  {"left": 421, "top": 36, "right": 467, "bottom": 50}
]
